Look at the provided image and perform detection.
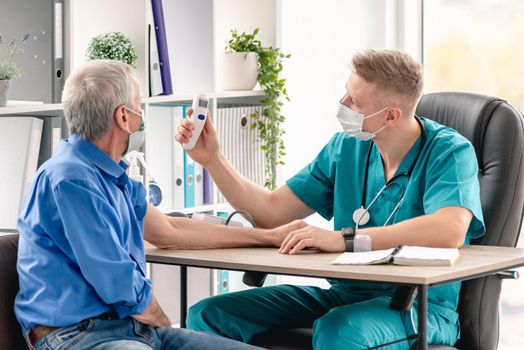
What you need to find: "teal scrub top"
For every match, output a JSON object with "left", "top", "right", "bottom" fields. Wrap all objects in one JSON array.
[{"left": 287, "top": 117, "right": 485, "bottom": 322}]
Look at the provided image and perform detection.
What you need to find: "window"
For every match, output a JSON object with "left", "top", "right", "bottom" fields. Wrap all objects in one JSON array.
[{"left": 424, "top": 1, "right": 524, "bottom": 348}]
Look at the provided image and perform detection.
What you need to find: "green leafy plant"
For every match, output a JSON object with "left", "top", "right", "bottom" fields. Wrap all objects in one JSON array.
[
  {"left": 226, "top": 28, "right": 290, "bottom": 189},
  {"left": 86, "top": 32, "right": 138, "bottom": 68},
  {"left": 0, "top": 33, "right": 30, "bottom": 80}
]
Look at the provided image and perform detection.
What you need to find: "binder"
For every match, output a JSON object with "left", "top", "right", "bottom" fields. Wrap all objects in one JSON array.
[
  {"left": 52, "top": 0, "right": 64, "bottom": 103},
  {"left": 203, "top": 169, "right": 213, "bottom": 204},
  {"left": 214, "top": 105, "right": 266, "bottom": 202},
  {"left": 184, "top": 154, "right": 195, "bottom": 208},
  {"left": 0, "top": 117, "right": 43, "bottom": 230},
  {"left": 194, "top": 162, "right": 204, "bottom": 206},
  {"left": 147, "top": 104, "right": 186, "bottom": 209},
  {"left": 148, "top": 24, "right": 164, "bottom": 96},
  {"left": 150, "top": 0, "right": 173, "bottom": 95},
  {"left": 183, "top": 105, "right": 195, "bottom": 208},
  {"left": 1, "top": 0, "right": 64, "bottom": 103},
  {"left": 172, "top": 106, "right": 186, "bottom": 209},
  {"left": 147, "top": 105, "right": 175, "bottom": 208},
  {"left": 35, "top": 116, "right": 63, "bottom": 168}
]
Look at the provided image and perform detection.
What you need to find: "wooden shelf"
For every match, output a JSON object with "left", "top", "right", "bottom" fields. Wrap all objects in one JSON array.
[
  {"left": 143, "top": 90, "right": 265, "bottom": 104},
  {"left": 0, "top": 103, "right": 63, "bottom": 117},
  {"left": 0, "top": 91, "right": 265, "bottom": 117}
]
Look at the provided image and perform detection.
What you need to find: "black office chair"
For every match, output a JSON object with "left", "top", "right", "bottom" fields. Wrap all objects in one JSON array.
[
  {"left": 249, "top": 92, "right": 524, "bottom": 350},
  {"left": 0, "top": 234, "right": 28, "bottom": 350}
]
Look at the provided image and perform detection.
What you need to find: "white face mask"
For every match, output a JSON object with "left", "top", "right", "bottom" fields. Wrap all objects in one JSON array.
[
  {"left": 124, "top": 107, "right": 145, "bottom": 155},
  {"left": 336, "top": 102, "right": 389, "bottom": 141}
]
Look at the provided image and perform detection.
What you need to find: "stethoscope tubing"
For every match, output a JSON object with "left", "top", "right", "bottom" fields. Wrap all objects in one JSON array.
[{"left": 355, "top": 116, "right": 426, "bottom": 227}]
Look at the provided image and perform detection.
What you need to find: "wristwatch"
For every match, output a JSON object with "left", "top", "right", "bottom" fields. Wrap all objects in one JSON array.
[{"left": 340, "top": 227, "right": 356, "bottom": 252}]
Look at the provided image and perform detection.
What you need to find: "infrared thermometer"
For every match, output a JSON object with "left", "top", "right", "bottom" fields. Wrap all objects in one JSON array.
[{"left": 183, "top": 94, "right": 209, "bottom": 151}]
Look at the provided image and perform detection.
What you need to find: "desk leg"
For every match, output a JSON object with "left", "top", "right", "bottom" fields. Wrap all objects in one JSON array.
[
  {"left": 180, "top": 266, "right": 187, "bottom": 328},
  {"left": 417, "top": 285, "right": 428, "bottom": 350}
]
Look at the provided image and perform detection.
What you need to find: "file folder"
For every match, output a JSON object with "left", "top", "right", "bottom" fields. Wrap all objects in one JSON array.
[
  {"left": 214, "top": 105, "right": 266, "bottom": 202},
  {"left": 151, "top": 0, "right": 173, "bottom": 95},
  {"left": 0, "top": 117, "right": 43, "bottom": 230},
  {"left": 147, "top": 104, "right": 185, "bottom": 209}
]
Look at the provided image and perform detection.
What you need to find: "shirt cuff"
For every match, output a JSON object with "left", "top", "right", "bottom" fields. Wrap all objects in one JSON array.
[{"left": 113, "top": 273, "right": 153, "bottom": 318}]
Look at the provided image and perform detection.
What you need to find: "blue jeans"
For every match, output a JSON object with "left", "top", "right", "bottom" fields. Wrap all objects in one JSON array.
[{"left": 28, "top": 318, "right": 262, "bottom": 350}]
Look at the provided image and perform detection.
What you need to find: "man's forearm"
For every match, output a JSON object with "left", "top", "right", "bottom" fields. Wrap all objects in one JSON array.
[
  {"left": 163, "top": 216, "right": 277, "bottom": 249},
  {"left": 358, "top": 207, "right": 471, "bottom": 250}
]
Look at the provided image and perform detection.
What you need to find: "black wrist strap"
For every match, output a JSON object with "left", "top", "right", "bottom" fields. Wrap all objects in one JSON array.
[{"left": 340, "top": 227, "right": 356, "bottom": 252}]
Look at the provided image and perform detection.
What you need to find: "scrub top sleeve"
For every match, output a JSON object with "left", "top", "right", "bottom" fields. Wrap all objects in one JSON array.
[
  {"left": 287, "top": 134, "right": 343, "bottom": 220},
  {"left": 423, "top": 137, "right": 485, "bottom": 239}
]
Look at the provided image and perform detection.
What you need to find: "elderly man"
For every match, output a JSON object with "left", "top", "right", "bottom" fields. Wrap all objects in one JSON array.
[
  {"left": 15, "top": 60, "right": 302, "bottom": 350},
  {"left": 177, "top": 50, "right": 485, "bottom": 349}
]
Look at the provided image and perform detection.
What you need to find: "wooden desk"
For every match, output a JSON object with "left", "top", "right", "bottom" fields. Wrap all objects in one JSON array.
[{"left": 146, "top": 246, "right": 524, "bottom": 350}]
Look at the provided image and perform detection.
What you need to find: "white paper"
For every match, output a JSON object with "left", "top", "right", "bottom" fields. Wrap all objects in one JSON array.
[
  {"left": 333, "top": 248, "right": 396, "bottom": 265},
  {"left": 393, "top": 246, "right": 459, "bottom": 266}
]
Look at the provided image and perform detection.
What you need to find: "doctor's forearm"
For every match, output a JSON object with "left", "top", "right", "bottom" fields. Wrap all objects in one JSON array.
[
  {"left": 206, "top": 152, "right": 277, "bottom": 227},
  {"left": 357, "top": 209, "right": 469, "bottom": 250}
]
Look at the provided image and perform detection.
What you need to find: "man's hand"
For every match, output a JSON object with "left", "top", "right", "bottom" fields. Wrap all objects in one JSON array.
[
  {"left": 175, "top": 109, "right": 220, "bottom": 167},
  {"left": 267, "top": 220, "right": 309, "bottom": 247},
  {"left": 132, "top": 296, "right": 171, "bottom": 328},
  {"left": 279, "top": 226, "right": 345, "bottom": 254}
]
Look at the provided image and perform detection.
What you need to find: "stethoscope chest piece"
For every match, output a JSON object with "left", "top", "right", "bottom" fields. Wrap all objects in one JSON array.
[{"left": 353, "top": 207, "right": 370, "bottom": 226}]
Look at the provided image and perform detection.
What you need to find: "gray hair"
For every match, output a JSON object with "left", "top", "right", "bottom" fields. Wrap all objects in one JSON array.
[{"left": 62, "top": 60, "right": 136, "bottom": 140}]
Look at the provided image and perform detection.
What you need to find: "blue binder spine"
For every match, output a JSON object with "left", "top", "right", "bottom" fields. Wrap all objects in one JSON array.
[
  {"left": 183, "top": 106, "right": 195, "bottom": 207},
  {"left": 150, "top": 0, "right": 173, "bottom": 95}
]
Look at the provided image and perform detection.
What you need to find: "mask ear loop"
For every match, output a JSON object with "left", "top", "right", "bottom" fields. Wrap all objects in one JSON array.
[{"left": 383, "top": 182, "right": 405, "bottom": 226}]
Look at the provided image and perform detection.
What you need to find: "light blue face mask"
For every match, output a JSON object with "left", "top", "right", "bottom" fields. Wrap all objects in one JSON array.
[
  {"left": 124, "top": 107, "right": 145, "bottom": 155},
  {"left": 336, "top": 102, "right": 389, "bottom": 141}
]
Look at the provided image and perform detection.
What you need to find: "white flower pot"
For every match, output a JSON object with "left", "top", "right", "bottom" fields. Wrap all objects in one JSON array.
[
  {"left": 0, "top": 80, "right": 9, "bottom": 107},
  {"left": 220, "top": 52, "right": 258, "bottom": 91}
]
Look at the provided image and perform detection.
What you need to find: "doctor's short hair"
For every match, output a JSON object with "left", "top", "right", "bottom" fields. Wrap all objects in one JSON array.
[
  {"left": 352, "top": 49, "right": 423, "bottom": 111},
  {"left": 62, "top": 60, "right": 136, "bottom": 140}
]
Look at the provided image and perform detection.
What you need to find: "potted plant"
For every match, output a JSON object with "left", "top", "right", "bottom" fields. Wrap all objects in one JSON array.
[
  {"left": 86, "top": 32, "right": 138, "bottom": 68},
  {"left": 225, "top": 28, "right": 290, "bottom": 189},
  {"left": 0, "top": 33, "right": 30, "bottom": 107}
]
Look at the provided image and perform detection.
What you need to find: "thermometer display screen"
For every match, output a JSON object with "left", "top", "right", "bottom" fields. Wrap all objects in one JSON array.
[{"left": 198, "top": 99, "right": 208, "bottom": 108}]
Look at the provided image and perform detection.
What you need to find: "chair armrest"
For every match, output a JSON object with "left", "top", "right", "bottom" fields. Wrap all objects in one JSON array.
[
  {"left": 390, "top": 286, "right": 418, "bottom": 312},
  {"left": 242, "top": 271, "right": 268, "bottom": 287},
  {"left": 497, "top": 269, "right": 519, "bottom": 279}
]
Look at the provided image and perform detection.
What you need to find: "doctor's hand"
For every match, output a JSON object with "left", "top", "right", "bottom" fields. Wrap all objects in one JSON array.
[
  {"left": 267, "top": 220, "right": 309, "bottom": 247},
  {"left": 279, "top": 226, "right": 345, "bottom": 255},
  {"left": 175, "top": 109, "right": 220, "bottom": 167}
]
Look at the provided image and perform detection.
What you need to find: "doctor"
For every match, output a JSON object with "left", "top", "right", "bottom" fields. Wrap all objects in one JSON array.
[{"left": 176, "top": 49, "right": 485, "bottom": 349}]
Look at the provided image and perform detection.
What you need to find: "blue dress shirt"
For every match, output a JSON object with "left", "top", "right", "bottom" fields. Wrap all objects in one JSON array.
[{"left": 15, "top": 133, "right": 152, "bottom": 333}]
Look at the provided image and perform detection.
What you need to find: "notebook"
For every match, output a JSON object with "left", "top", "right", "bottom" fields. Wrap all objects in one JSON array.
[{"left": 333, "top": 246, "right": 460, "bottom": 266}]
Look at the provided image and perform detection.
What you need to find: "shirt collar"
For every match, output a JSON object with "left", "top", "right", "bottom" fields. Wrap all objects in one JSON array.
[{"left": 68, "top": 133, "right": 130, "bottom": 185}]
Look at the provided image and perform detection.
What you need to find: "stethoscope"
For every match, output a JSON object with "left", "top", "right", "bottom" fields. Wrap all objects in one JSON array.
[{"left": 352, "top": 116, "right": 426, "bottom": 229}]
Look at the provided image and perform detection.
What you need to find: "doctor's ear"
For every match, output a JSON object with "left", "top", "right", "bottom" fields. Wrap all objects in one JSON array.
[{"left": 386, "top": 107, "right": 402, "bottom": 123}]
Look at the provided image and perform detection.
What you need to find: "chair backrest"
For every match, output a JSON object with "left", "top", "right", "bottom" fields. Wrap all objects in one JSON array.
[
  {"left": 416, "top": 92, "right": 524, "bottom": 350},
  {"left": 0, "top": 234, "right": 27, "bottom": 350}
]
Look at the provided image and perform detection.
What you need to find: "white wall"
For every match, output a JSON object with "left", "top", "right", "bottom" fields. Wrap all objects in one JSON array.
[
  {"left": 275, "top": 0, "right": 393, "bottom": 286},
  {"left": 66, "top": 0, "right": 148, "bottom": 95},
  {"left": 213, "top": 0, "right": 276, "bottom": 90},
  {"left": 277, "top": 0, "right": 390, "bottom": 226}
]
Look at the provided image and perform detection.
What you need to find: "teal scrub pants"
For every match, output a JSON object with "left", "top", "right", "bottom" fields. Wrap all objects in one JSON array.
[{"left": 187, "top": 284, "right": 459, "bottom": 349}]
